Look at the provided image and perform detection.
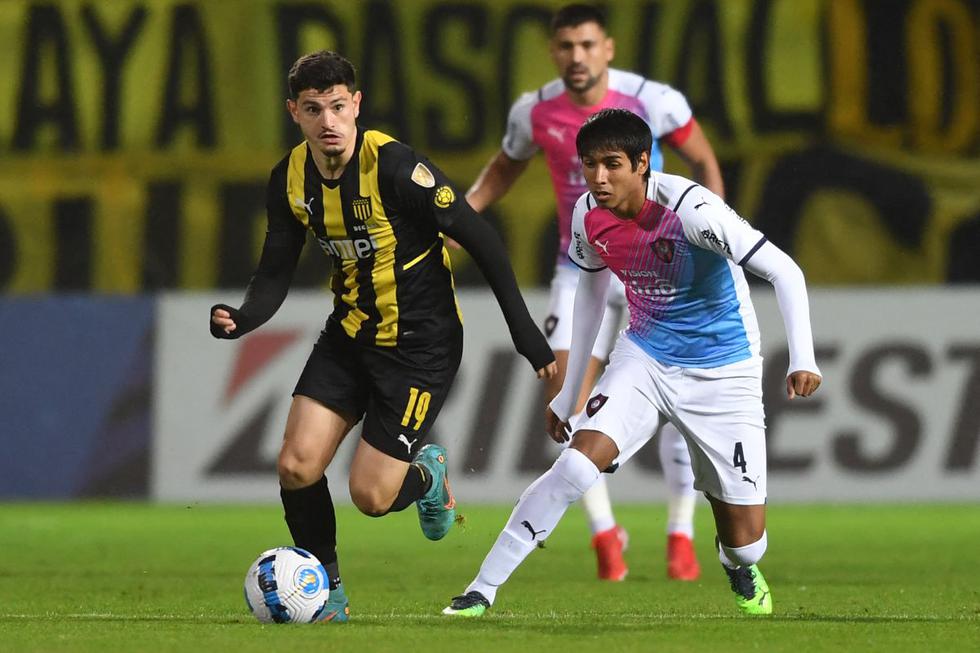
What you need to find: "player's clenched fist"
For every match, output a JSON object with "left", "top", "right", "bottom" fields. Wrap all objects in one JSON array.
[
  {"left": 537, "top": 361, "right": 558, "bottom": 380},
  {"left": 210, "top": 303, "right": 241, "bottom": 339},
  {"left": 545, "top": 406, "right": 571, "bottom": 444},
  {"left": 786, "top": 370, "right": 821, "bottom": 399}
]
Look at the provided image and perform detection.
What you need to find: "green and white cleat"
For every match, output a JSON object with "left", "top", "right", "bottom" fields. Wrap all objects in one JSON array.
[
  {"left": 442, "top": 591, "right": 490, "bottom": 617},
  {"left": 723, "top": 564, "right": 772, "bottom": 615},
  {"left": 317, "top": 582, "right": 350, "bottom": 623},
  {"left": 413, "top": 444, "right": 456, "bottom": 541}
]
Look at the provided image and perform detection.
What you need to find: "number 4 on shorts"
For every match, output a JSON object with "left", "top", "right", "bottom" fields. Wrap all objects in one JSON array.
[{"left": 733, "top": 442, "right": 747, "bottom": 474}]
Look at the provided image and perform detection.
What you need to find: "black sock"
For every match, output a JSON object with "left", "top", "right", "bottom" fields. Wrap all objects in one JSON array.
[
  {"left": 386, "top": 463, "right": 432, "bottom": 513},
  {"left": 280, "top": 476, "right": 340, "bottom": 587},
  {"left": 323, "top": 561, "right": 341, "bottom": 591}
]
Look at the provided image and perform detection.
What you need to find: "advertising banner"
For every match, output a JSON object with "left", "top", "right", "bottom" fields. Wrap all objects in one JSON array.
[
  {"left": 154, "top": 288, "right": 980, "bottom": 503},
  {"left": 0, "top": 296, "right": 154, "bottom": 497}
]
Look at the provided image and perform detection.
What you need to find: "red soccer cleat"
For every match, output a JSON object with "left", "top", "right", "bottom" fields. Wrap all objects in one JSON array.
[
  {"left": 591, "top": 526, "right": 629, "bottom": 581},
  {"left": 666, "top": 533, "right": 701, "bottom": 581}
]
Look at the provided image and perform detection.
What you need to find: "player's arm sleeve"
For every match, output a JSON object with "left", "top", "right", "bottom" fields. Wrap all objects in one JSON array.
[
  {"left": 742, "top": 242, "right": 820, "bottom": 377},
  {"left": 500, "top": 92, "right": 540, "bottom": 161},
  {"left": 548, "top": 266, "right": 612, "bottom": 421},
  {"left": 395, "top": 156, "right": 554, "bottom": 371},
  {"left": 210, "top": 165, "right": 306, "bottom": 340},
  {"left": 676, "top": 187, "right": 819, "bottom": 376},
  {"left": 566, "top": 194, "right": 607, "bottom": 271}
]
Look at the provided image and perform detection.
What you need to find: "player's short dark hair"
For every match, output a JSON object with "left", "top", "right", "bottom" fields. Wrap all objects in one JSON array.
[
  {"left": 551, "top": 4, "right": 607, "bottom": 33},
  {"left": 576, "top": 109, "right": 653, "bottom": 179},
  {"left": 287, "top": 50, "right": 356, "bottom": 99}
]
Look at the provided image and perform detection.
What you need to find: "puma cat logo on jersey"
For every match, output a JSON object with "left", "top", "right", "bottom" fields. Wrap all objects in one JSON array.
[
  {"left": 398, "top": 434, "right": 418, "bottom": 453},
  {"left": 295, "top": 197, "right": 315, "bottom": 215}
]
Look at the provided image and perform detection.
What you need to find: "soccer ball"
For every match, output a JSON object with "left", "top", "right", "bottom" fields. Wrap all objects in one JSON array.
[{"left": 243, "top": 547, "right": 330, "bottom": 624}]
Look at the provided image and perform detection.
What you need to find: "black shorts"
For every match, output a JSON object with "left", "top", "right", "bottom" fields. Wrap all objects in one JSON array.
[{"left": 293, "top": 323, "right": 463, "bottom": 462}]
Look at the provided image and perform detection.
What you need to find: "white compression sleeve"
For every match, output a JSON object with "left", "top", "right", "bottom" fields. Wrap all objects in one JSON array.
[
  {"left": 742, "top": 242, "right": 820, "bottom": 376},
  {"left": 549, "top": 267, "right": 612, "bottom": 421}
]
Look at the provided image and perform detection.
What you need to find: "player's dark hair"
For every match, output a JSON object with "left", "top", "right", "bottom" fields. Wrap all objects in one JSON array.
[
  {"left": 287, "top": 50, "right": 356, "bottom": 99},
  {"left": 551, "top": 4, "right": 607, "bottom": 33},
  {"left": 576, "top": 109, "right": 653, "bottom": 180}
]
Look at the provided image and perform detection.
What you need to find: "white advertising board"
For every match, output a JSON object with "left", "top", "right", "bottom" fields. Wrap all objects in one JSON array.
[{"left": 154, "top": 288, "right": 980, "bottom": 503}]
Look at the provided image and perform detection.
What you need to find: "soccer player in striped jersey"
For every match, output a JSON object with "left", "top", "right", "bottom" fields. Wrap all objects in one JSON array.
[
  {"left": 465, "top": 3, "right": 723, "bottom": 582},
  {"left": 444, "top": 108, "right": 821, "bottom": 617},
  {"left": 210, "top": 50, "right": 556, "bottom": 623}
]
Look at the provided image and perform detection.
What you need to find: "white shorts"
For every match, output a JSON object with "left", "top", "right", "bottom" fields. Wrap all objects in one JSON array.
[
  {"left": 571, "top": 336, "right": 767, "bottom": 505},
  {"left": 544, "top": 264, "right": 627, "bottom": 360}
]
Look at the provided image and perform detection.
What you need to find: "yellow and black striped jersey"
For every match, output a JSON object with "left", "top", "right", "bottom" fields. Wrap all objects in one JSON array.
[{"left": 266, "top": 129, "right": 463, "bottom": 347}]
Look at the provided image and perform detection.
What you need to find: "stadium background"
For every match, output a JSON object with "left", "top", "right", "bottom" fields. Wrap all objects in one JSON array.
[{"left": 1, "top": 0, "right": 978, "bottom": 503}]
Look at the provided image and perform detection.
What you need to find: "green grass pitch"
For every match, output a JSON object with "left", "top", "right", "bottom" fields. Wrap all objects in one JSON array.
[{"left": 0, "top": 503, "right": 977, "bottom": 652}]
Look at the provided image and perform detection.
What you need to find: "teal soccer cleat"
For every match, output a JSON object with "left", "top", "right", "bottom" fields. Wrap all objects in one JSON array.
[
  {"left": 413, "top": 444, "right": 457, "bottom": 541},
  {"left": 317, "top": 582, "right": 350, "bottom": 623}
]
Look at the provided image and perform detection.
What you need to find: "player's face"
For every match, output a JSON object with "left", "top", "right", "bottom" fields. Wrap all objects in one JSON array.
[
  {"left": 581, "top": 149, "right": 649, "bottom": 216},
  {"left": 550, "top": 22, "right": 614, "bottom": 94},
  {"left": 287, "top": 85, "right": 361, "bottom": 158}
]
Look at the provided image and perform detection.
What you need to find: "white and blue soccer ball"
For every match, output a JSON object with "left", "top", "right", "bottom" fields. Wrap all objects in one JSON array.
[{"left": 243, "top": 547, "right": 330, "bottom": 624}]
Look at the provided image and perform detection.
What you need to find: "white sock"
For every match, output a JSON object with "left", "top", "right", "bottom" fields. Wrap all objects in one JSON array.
[
  {"left": 667, "top": 494, "right": 696, "bottom": 539},
  {"left": 718, "top": 531, "right": 768, "bottom": 568},
  {"left": 466, "top": 448, "right": 599, "bottom": 604},
  {"left": 580, "top": 475, "right": 616, "bottom": 535},
  {"left": 660, "top": 423, "right": 696, "bottom": 538}
]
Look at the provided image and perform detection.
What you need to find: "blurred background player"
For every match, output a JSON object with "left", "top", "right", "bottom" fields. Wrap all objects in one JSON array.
[
  {"left": 463, "top": 3, "right": 724, "bottom": 581},
  {"left": 444, "top": 108, "right": 821, "bottom": 618},
  {"left": 210, "top": 50, "right": 555, "bottom": 622}
]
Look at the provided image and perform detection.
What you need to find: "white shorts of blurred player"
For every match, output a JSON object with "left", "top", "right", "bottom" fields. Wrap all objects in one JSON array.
[
  {"left": 571, "top": 335, "right": 767, "bottom": 506},
  {"left": 545, "top": 264, "right": 627, "bottom": 359}
]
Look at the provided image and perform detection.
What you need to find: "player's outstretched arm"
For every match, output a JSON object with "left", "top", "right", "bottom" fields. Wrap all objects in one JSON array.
[
  {"left": 442, "top": 208, "right": 555, "bottom": 375},
  {"left": 441, "top": 152, "right": 531, "bottom": 251},
  {"left": 742, "top": 241, "right": 822, "bottom": 396},
  {"left": 211, "top": 164, "right": 306, "bottom": 340},
  {"left": 547, "top": 267, "right": 611, "bottom": 441},
  {"left": 209, "top": 230, "right": 305, "bottom": 340},
  {"left": 465, "top": 151, "right": 531, "bottom": 213},
  {"left": 671, "top": 120, "right": 725, "bottom": 199}
]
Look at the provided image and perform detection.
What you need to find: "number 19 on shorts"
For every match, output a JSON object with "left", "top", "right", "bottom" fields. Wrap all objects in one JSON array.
[{"left": 401, "top": 387, "right": 431, "bottom": 431}]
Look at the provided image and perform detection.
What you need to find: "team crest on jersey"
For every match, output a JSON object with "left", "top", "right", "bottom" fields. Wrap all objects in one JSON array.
[
  {"left": 352, "top": 196, "right": 372, "bottom": 222},
  {"left": 585, "top": 393, "right": 608, "bottom": 417},
  {"left": 652, "top": 238, "right": 675, "bottom": 263},
  {"left": 411, "top": 162, "right": 436, "bottom": 188},
  {"left": 433, "top": 185, "right": 455, "bottom": 208}
]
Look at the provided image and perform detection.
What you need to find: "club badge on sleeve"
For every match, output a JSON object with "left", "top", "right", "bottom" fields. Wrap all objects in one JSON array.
[
  {"left": 433, "top": 185, "right": 456, "bottom": 208},
  {"left": 411, "top": 162, "right": 435, "bottom": 188}
]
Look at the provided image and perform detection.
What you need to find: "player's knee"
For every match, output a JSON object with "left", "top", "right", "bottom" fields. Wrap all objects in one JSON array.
[
  {"left": 348, "top": 484, "right": 392, "bottom": 517},
  {"left": 719, "top": 531, "right": 768, "bottom": 567},
  {"left": 277, "top": 450, "right": 323, "bottom": 490},
  {"left": 550, "top": 448, "right": 601, "bottom": 502}
]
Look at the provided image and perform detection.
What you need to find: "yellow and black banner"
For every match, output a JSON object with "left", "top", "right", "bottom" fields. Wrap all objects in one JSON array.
[{"left": 0, "top": 0, "right": 978, "bottom": 292}]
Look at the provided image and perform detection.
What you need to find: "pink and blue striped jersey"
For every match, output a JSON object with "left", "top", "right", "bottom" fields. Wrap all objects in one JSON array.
[
  {"left": 503, "top": 69, "right": 694, "bottom": 267},
  {"left": 568, "top": 174, "right": 768, "bottom": 368}
]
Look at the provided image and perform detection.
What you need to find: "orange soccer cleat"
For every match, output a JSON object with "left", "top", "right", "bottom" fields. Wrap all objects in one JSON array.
[
  {"left": 666, "top": 533, "right": 701, "bottom": 581},
  {"left": 591, "top": 525, "right": 629, "bottom": 581}
]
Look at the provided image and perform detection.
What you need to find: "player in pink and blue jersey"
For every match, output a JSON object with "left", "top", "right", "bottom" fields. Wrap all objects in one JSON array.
[
  {"left": 444, "top": 109, "right": 821, "bottom": 617},
  {"left": 465, "top": 4, "right": 723, "bottom": 582}
]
